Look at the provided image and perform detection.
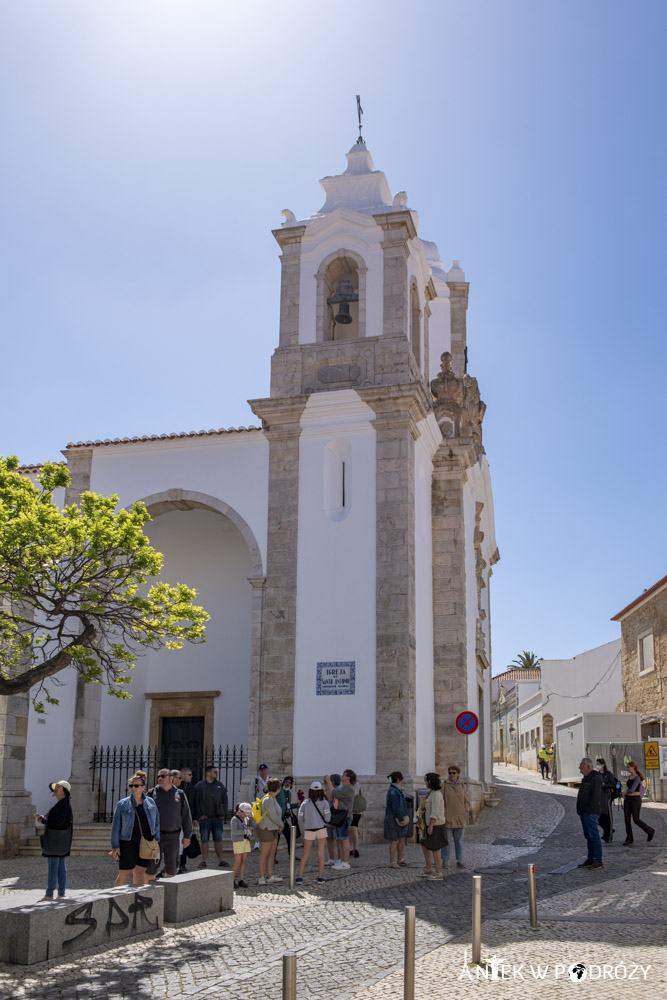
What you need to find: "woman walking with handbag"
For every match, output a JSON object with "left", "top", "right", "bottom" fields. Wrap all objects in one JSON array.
[
  {"left": 384, "top": 771, "right": 410, "bottom": 868},
  {"left": 622, "top": 761, "right": 655, "bottom": 845},
  {"left": 109, "top": 770, "right": 160, "bottom": 886},
  {"left": 38, "top": 780, "right": 74, "bottom": 901}
]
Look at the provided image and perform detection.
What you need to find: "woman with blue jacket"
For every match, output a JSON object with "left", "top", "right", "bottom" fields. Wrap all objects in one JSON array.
[
  {"left": 384, "top": 771, "right": 410, "bottom": 868},
  {"left": 110, "top": 770, "right": 160, "bottom": 886}
]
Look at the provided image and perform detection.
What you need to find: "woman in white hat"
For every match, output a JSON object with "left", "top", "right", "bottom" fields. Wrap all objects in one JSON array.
[
  {"left": 295, "top": 782, "right": 331, "bottom": 885},
  {"left": 37, "top": 780, "right": 74, "bottom": 901}
]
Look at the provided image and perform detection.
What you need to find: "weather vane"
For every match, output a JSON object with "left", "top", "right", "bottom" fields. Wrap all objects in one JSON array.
[{"left": 356, "top": 94, "right": 365, "bottom": 144}]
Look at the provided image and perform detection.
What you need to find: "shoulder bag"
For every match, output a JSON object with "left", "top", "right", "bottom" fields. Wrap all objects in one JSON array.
[
  {"left": 40, "top": 826, "right": 73, "bottom": 857},
  {"left": 135, "top": 803, "right": 160, "bottom": 861}
]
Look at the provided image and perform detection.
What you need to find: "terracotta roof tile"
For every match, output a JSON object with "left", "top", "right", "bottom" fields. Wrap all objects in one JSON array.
[{"left": 65, "top": 426, "right": 261, "bottom": 449}]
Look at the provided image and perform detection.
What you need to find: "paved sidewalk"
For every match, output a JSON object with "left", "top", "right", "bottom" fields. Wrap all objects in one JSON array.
[{"left": 0, "top": 767, "right": 664, "bottom": 1000}]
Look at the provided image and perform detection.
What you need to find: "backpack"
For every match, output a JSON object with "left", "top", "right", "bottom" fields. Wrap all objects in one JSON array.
[
  {"left": 610, "top": 779, "right": 622, "bottom": 801},
  {"left": 251, "top": 795, "right": 267, "bottom": 826}
]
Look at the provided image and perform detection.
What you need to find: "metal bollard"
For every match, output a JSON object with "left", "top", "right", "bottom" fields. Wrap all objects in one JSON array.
[
  {"left": 283, "top": 952, "right": 297, "bottom": 1000},
  {"left": 404, "top": 905, "right": 416, "bottom": 1000},
  {"left": 289, "top": 823, "right": 297, "bottom": 890},
  {"left": 527, "top": 863, "right": 538, "bottom": 928},
  {"left": 471, "top": 875, "right": 482, "bottom": 965}
]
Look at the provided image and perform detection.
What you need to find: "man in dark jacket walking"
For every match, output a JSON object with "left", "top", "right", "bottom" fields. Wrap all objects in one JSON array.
[{"left": 577, "top": 757, "right": 604, "bottom": 869}]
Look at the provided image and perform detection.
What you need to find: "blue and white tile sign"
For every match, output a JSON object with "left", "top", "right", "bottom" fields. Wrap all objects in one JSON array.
[{"left": 316, "top": 661, "right": 356, "bottom": 696}]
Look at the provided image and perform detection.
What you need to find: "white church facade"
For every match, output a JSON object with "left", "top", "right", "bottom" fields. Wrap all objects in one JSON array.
[{"left": 10, "top": 139, "right": 498, "bottom": 846}]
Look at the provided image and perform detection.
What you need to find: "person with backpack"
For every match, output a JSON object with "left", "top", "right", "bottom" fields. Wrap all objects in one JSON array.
[
  {"left": 622, "top": 761, "right": 655, "bottom": 845},
  {"left": 296, "top": 781, "right": 331, "bottom": 884},
  {"left": 147, "top": 767, "right": 192, "bottom": 879},
  {"left": 596, "top": 758, "right": 617, "bottom": 843},
  {"left": 256, "top": 778, "right": 284, "bottom": 885},
  {"left": 230, "top": 802, "right": 255, "bottom": 888}
]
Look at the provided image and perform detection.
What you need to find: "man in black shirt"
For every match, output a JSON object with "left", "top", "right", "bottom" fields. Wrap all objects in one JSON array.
[
  {"left": 576, "top": 757, "right": 604, "bottom": 869},
  {"left": 178, "top": 767, "right": 198, "bottom": 873},
  {"left": 194, "top": 766, "right": 229, "bottom": 868}
]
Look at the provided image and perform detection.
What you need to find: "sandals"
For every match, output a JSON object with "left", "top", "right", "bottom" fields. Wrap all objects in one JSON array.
[
  {"left": 419, "top": 869, "right": 433, "bottom": 877},
  {"left": 398, "top": 860, "right": 408, "bottom": 867},
  {"left": 389, "top": 862, "right": 400, "bottom": 869}
]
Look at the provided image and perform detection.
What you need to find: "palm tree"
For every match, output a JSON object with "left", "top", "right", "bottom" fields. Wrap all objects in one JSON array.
[{"left": 510, "top": 651, "right": 542, "bottom": 669}]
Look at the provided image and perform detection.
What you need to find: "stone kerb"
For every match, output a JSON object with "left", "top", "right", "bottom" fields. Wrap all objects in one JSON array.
[
  {"left": 161, "top": 869, "right": 234, "bottom": 923},
  {"left": 0, "top": 885, "right": 164, "bottom": 965}
]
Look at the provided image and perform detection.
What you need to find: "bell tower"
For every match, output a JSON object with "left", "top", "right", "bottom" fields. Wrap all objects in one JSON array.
[{"left": 248, "top": 134, "right": 497, "bottom": 825}]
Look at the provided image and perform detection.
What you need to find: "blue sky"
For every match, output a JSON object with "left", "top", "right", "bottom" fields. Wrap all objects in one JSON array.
[{"left": 2, "top": 1, "right": 666, "bottom": 675}]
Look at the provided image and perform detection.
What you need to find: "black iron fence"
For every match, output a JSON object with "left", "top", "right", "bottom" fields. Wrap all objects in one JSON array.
[{"left": 90, "top": 744, "right": 248, "bottom": 822}]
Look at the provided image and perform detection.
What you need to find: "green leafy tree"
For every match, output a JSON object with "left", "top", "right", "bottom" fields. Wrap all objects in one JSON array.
[
  {"left": 509, "top": 651, "right": 542, "bottom": 669},
  {"left": 0, "top": 456, "right": 209, "bottom": 711}
]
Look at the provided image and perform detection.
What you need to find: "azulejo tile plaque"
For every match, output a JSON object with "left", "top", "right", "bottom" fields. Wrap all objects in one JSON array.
[{"left": 316, "top": 661, "right": 355, "bottom": 696}]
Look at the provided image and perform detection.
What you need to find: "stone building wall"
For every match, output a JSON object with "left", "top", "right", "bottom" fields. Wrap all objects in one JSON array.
[{"left": 620, "top": 588, "right": 667, "bottom": 726}]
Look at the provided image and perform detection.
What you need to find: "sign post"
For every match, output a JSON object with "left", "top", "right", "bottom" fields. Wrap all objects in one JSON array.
[{"left": 456, "top": 712, "right": 479, "bottom": 791}]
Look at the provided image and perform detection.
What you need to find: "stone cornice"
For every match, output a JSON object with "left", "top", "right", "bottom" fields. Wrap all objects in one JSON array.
[
  {"left": 372, "top": 210, "right": 418, "bottom": 241},
  {"left": 248, "top": 396, "right": 309, "bottom": 432},
  {"left": 432, "top": 436, "right": 479, "bottom": 473},
  {"left": 358, "top": 381, "right": 434, "bottom": 424},
  {"left": 271, "top": 225, "right": 307, "bottom": 250}
]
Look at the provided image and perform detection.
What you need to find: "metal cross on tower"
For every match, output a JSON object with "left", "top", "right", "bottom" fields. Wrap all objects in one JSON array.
[{"left": 356, "top": 94, "right": 365, "bottom": 144}]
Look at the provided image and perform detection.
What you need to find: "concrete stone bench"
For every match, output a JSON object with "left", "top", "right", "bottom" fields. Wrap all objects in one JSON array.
[
  {"left": 161, "top": 869, "right": 234, "bottom": 923},
  {"left": 0, "top": 885, "right": 164, "bottom": 965}
]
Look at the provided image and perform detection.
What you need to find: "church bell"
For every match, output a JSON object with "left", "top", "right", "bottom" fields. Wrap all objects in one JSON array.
[
  {"left": 327, "top": 279, "right": 358, "bottom": 325},
  {"left": 334, "top": 302, "right": 353, "bottom": 325}
]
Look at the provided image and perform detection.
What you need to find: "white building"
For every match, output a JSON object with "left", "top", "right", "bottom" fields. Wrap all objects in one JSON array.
[{"left": 5, "top": 138, "right": 499, "bottom": 850}]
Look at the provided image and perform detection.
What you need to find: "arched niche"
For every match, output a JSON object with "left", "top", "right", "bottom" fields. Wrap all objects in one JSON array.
[
  {"left": 134, "top": 488, "right": 264, "bottom": 577},
  {"left": 315, "top": 248, "right": 367, "bottom": 343}
]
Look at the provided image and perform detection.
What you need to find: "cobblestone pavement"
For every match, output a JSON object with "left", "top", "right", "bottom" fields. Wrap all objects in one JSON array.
[{"left": 0, "top": 764, "right": 665, "bottom": 1000}]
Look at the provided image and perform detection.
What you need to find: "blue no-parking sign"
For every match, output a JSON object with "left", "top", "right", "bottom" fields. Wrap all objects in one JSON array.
[{"left": 456, "top": 711, "right": 479, "bottom": 735}]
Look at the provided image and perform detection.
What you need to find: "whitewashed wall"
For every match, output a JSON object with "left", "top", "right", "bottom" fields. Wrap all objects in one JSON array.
[
  {"left": 25, "top": 667, "right": 78, "bottom": 814},
  {"left": 293, "top": 391, "right": 377, "bottom": 775},
  {"left": 98, "top": 507, "right": 253, "bottom": 749},
  {"left": 541, "top": 639, "right": 622, "bottom": 730}
]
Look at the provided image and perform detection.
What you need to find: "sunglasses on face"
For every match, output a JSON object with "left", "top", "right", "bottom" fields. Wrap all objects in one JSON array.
[{"left": 128, "top": 783, "right": 143, "bottom": 788}]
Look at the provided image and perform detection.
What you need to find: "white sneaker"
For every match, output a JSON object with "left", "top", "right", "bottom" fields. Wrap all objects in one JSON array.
[
  {"left": 267, "top": 875, "right": 283, "bottom": 883},
  {"left": 258, "top": 877, "right": 266, "bottom": 885},
  {"left": 325, "top": 859, "right": 335, "bottom": 866},
  {"left": 338, "top": 862, "right": 351, "bottom": 869}
]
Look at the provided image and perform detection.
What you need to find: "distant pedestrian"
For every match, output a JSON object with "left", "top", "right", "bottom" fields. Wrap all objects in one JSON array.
[
  {"left": 622, "top": 761, "right": 655, "bottom": 846},
  {"left": 442, "top": 765, "right": 470, "bottom": 869},
  {"left": 147, "top": 768, "right": 192, "bottom": 879},
  {"left": 596, "top": 758, "right": 616, "bottom": 843},
  {"left": 384, "top": 771, "right": 410, "bottom": 868},
  {"left": 194, "top": 766, "right": 230, "bottom": 869},
  {"left": 231, "top": 802, "right": 255, "bottom": 888},
  {"left": 38, "top": 780, "right": 73, "bottom": 901},
  {"left": 538, "top": 746, "right": 550, "bottom": 779},
  {"left": 296, "top": 782, "right": 331, "bottom": 884},
  {"left": 110, "top": 771, "right": 159, "bottom": 887},
  {"left": 419, "top": 773, "right": 447, "bottom": 879},
  {"left": 257, "top": 778, "right": 284, "bottom": 885},
  {"left": 576, "top": 758, "right": 604, "bottom": 869}
]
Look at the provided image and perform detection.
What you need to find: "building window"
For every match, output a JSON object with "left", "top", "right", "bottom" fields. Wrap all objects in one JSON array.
[
  {"left": 536, "top": 726, "right": 540, "bottom": 744},
  {"left": 638, "top": 632, "right": 655, "bottom": 675}
]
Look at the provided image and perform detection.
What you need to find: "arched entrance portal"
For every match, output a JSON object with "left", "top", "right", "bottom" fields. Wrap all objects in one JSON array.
[{"left": 97, "top": 490, "right": 262, "bottom": 772}]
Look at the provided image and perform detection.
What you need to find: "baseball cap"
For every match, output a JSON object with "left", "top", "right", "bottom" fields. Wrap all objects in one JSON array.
[
  {"left": 258, "top": 763, "right": 268, "bottom": 770},
  {"left": 310, "top": 781, "right": 323, "bottom": 791}
]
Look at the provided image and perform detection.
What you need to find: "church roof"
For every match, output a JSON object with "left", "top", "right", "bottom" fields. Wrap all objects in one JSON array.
[{"left": 65, "top": 426, "right": 261, "bottom": 449}]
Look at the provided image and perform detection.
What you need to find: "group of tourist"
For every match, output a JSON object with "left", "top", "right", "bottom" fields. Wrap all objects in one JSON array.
[
  {"left": 576, "top": 757, "right": 655, "bottom": 869},
  {"left": 384, "top": 766, "right": 470, "bottom": 879}
]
